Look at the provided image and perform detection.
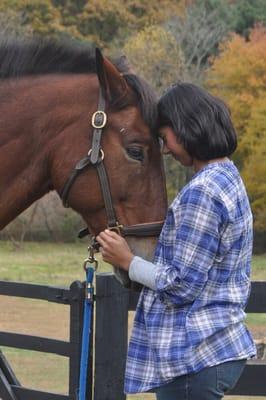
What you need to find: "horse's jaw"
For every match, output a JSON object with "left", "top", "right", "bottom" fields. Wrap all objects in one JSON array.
[{"left": 112, "top": 236, "right": 158, "bottom": 290}]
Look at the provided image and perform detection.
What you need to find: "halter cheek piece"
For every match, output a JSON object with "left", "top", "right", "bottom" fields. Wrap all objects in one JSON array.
[{"left": 60, "top": 87, "right": 164, "bottom": 249}]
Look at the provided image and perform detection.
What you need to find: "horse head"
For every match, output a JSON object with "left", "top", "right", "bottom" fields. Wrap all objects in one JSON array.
[{"left": 0, "top": 41, "right": 167, "bottom": 287}]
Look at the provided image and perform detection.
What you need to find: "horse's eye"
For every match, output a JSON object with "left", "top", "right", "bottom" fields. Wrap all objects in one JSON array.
[{"left": 126, "top": 147, "right": 144, "bottom": 162}]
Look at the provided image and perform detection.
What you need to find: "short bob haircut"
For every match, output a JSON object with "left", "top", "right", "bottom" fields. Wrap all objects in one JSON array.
[{"left": 158, "top": 83, "right": 237, "bottom": 160}]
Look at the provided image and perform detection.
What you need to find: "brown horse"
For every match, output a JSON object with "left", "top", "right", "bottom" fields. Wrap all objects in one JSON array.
[{"left": 0, "top": 40, "right": 167, "bottom": 287}]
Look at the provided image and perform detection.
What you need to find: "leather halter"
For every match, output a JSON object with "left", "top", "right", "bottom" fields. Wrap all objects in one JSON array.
[{"left": 60, "top": 87, "right": 164, "bottom": 243}]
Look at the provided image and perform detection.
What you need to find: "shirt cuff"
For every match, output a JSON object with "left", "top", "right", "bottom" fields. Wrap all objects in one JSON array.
[{"left": 128, "top": 256, "right": 158, "bottom": 290}]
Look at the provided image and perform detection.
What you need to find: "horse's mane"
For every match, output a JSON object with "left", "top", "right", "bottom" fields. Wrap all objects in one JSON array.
[
  {"left": 0, "top": 40, "right": 97, "bottom": 78},
  {"left": 0, "top": 39, "right": 158, "bottom": 133}
]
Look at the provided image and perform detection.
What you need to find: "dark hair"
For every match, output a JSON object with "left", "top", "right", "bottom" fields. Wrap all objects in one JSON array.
[{"left": 158, "top": 83, "right": 237, "bottom": 160}]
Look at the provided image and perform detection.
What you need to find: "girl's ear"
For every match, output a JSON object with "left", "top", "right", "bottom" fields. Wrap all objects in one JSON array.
[{"left": 95, "top": 48, "right": 130, "bottom": 104}]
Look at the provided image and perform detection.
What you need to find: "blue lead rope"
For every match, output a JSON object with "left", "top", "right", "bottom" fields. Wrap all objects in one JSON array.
[{"left": 78, "top": 265, "right": 95, "bottom": 400}]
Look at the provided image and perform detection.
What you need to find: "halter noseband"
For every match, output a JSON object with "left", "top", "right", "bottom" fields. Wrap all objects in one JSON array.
[{"left": 60, "top": 87, "right": 164, "bottom": 244}]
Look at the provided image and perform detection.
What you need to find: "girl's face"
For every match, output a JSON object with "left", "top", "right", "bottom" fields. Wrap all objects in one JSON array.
[{"left": 159, "top": 126, "right": 193, "bottom": 167}]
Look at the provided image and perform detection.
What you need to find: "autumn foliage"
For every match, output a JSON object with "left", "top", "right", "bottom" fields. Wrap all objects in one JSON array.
[
  {"left": 0, "top": 1, "right": 265, "bottom": 240},
  {"left": 208, "top": 26, "right": 266, "bottom": 231}
]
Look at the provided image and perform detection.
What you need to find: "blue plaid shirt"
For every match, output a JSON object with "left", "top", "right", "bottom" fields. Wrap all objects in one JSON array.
[{"left": 125, "top": 160, "right": 256, "bottom": 394}]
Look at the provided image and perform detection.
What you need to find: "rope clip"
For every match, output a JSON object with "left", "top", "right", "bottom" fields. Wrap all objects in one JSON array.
[{"left": 83, "top": 244, "right": 98, "bottom": 271}]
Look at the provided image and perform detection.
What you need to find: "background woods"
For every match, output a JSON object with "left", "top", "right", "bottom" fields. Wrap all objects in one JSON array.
[
  {"left": 207, "top": 25, "right": 266, "bottom": 235},
  {"left": 0, "top": 0, "right": 265, "bottom": 251}
]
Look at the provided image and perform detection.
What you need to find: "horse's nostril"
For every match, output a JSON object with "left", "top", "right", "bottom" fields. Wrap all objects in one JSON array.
[{"left": 119, "top": 195, "right": 127, "bottom": 203}]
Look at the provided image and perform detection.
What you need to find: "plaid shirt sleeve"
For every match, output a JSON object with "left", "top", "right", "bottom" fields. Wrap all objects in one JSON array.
[{"left": 155, "top": 184, "right": 229, "bottom": 305}]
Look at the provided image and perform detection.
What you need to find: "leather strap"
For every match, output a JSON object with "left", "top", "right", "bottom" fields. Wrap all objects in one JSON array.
[
  {"left": 96, "top": 162, "right": 117, "bottom": 228},
  {"left": 122, "top": 221, "right": 163, "bottom": 237},
  {"left": 60, "top": 83, "right": 165, "bottom": 243},
  {"left": 61, "top": 155, "right": 91, "bottom": 207},
  {"left": 90, "top": 88, "right": 106, "bottom": 165},
  {"left": 78, "top": 221, "right": 164, "bottom": 239}
]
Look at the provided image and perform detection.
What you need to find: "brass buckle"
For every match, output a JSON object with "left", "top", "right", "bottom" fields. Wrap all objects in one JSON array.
[
  {"left": 108, "top": 222, "right": 123, "bottom": 236},
  {"left": 92, "top": 111, "right": 107, "bottom": 129}
]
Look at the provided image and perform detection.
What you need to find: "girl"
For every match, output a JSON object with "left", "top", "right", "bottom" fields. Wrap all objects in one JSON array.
[{"left": 96, "top": 83, "right": 256, "bottom": 400}]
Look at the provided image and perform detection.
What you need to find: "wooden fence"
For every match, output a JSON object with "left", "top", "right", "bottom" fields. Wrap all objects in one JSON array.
[
  {"left": 94, "top": 273, "right": 266, "bottom": 399},
  {"left": 0, "top": 274, "right": 265, "bottom": 399},
  {"left": 0, "top": 280, "right": 92, "bottom": 400}
]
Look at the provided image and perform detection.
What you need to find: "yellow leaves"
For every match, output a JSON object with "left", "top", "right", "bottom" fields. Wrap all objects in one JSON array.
[
  {"left": 241, "top": 96, "right": 266, "bottom": 146},
  {"left": 207, "top": 25, "right": 266, "bottom": 148},
  {"left": 68, "top": 0, "right": 184, "bottom": 48},
  {"left": 242, "top": 142, "right": 266, "bottom": 231},
  {"left": 208, "top": 26, "right": 266, "bottom": 133},
  {"left": 207, "top": 26, "right": 266, "bottom": 231},
  {"left": 123, "top": 25, "right": 185, "bottom": 93},
  {"left": 0, "top": 0, "right": 186, "bottom": 48},
  {"left": 124, "top": 0, "right": 185, "bottom": 26},
  {"left": 241, "top": 96, "right": 266, "bottom": 201}
]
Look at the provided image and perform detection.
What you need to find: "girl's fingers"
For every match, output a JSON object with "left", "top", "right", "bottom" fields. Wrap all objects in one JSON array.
[
  {"left": 97, "top": 230, "right": 120, "bottom": 247},
  {"left": 96, "top": 235, "right": 105, "bottom": 246},
  {"left": 104, "top": 229, "right": 120, "bottom": 238}
]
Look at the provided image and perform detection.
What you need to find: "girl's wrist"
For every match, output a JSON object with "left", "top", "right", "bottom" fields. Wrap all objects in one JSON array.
[{"left": 121, "top": 253, "right": 134, "bottom": 271}]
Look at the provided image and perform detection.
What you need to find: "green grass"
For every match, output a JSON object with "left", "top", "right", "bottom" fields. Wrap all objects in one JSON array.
[
  {"left": 251, "top": 254, "right": 266, "bottom": 280},
  {"left": 0, "top": 240, "right": 113, "bottom": 285},
  {"left": 0, "top": 241, "right": 265, "bottom": 399},
  {"left": 0, "top": 241, "right": 264, "bottom": 284}
]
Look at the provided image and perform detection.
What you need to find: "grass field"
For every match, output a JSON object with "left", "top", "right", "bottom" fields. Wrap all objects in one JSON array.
[{"left": 0, "top": 241, "right": 265, "bottom": 399}]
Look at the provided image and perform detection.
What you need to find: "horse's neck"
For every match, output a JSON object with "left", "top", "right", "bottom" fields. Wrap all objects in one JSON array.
[
  {"left": 0, "top": 168, "right": 52, "bottom": 230},
  {"left": 0, "top": 78, "right": 57, "bottom": 229},
  {"left": 0, "top": 74, "right": 97, "bottom": 230},
  {"left": 0, "top": 119, "right": 53, "bottom": 230}
]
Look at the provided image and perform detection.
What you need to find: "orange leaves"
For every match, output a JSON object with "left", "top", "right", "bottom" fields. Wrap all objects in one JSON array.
[
  {"left": 208, "top": 25, "right": 266, "bottom": 131},
  {"left": 207, "top": 25, "right": 266, "bottom": 231}
]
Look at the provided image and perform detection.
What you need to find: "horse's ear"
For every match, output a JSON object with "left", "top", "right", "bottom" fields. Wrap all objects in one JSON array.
[{"left": 95, "top": 48, "right": 130, "bottom": 104}]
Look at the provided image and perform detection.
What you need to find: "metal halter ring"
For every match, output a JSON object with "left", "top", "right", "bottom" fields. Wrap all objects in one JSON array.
[
  {"left": 108, "top": 223, "right": 124, "bottom": 236},
  {"left": 91, "top": 111, "right": 107, "bottom": 129},
  {"left": 88, "top": 148, "right": 104, "bottom": 162}
]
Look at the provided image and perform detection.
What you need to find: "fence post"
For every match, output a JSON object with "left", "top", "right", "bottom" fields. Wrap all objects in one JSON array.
[
  {"left": 94, "top": 273, "right": 129, "bottom": 400},
  {"left": 69, "top": 281, "right": 85, "bottom": 400}
]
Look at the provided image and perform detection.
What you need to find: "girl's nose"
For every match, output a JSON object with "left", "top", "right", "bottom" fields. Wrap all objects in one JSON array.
[
  {"left": 159, "top": 137, "right": 170, "bottom": 155},
  {"left": 162, "top": 144, "right": 170, "bottom": 155}
]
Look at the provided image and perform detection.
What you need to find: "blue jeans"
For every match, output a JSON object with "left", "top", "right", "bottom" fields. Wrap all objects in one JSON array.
[{"left": 154, "top": 359, "right": 246, "bottom": 400}]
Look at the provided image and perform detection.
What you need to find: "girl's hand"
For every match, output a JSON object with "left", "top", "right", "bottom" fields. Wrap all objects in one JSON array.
[{"left": 96, "top": 229, "right": 134, "bottom": 271}]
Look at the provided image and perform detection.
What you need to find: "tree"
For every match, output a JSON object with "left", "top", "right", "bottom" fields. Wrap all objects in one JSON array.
[
  {"left": 207, "top": 26, "right": 266, "bottom": 144},
  {"left": 123, "top": 25, "right": 185, "bottom": 93},
  {"left": 230, "top": 0, "right": 266, "bottom": 37},
  {"left": 1, "top": 193, "right": 83, "bottom": 242},
  {"left": 166, "top": 0, "right": 234, "bottom": 82},
  {"left": 0, "top": 0, "right": 185, "bottom": 48},
  {"left": 0, "top": 9, "right": 33, "bottom": 38},
  {"left": 56, "top": 0, "right": 186, "bottom": 48},
  {"left": 241, "top": 96, "right": 266, "bottom": 232},
  {"left": 0, "top": 1, "right": 56, "bottom": 35},
  {"left": 123, "top": 25, "right": 190, "bottom": 202},
  {"left": 207, "top": 26, "right": 266, "bottom": 231}
]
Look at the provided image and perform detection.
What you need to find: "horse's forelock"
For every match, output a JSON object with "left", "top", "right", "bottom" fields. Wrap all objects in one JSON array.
[
  {"left": 112, "top": 58, "right": 158, "bottom": 136},
  {"left": 123, "top": 74, "right": 158, "bottom": 136}
]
